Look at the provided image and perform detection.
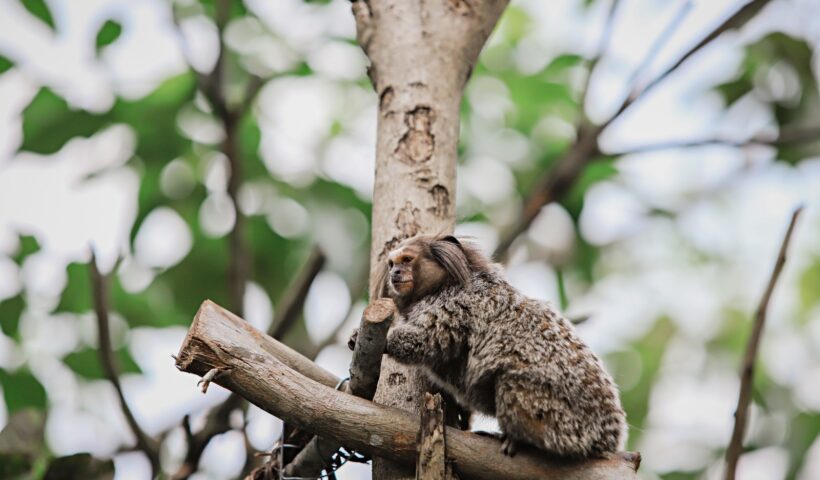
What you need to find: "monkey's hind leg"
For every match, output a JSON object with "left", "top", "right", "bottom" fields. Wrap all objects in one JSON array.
[{"left": 494, "top": 378, "right": 546, "bottom": 457}]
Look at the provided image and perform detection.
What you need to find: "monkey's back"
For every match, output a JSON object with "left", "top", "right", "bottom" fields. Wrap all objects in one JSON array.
[{"left": 415, "top": 271, "right": 627, "bottom": 457}]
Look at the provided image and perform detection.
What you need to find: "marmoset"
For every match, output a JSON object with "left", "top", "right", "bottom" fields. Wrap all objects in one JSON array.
[{"left": 372, "top": 234, "right": 626, "bottom": 458}]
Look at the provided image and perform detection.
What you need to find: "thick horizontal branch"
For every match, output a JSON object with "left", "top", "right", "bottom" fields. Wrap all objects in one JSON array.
[{"left": 176, "top": 301, "right": 640, "bottom": 480}]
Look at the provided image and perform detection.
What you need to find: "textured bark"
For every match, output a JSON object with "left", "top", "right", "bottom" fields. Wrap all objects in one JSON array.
[
  {"left": 416, "top": 393, "right": 456, "bottom": 480},
  {"left": 176, "top": 301, "right": 641, "bottom": 480},
  {"left": 353, "top": 1, "right": 509, "bottom": 477}
]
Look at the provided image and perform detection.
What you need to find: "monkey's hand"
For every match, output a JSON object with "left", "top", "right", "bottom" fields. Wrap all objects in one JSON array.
[
  {"left": 347, "top": 328, "right": 359, "bottom": 351},
  {"left": 385, "top": 324, "right": 428, "bottom": 364}
]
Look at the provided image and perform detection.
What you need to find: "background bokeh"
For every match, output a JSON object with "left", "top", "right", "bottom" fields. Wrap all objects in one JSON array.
[{"left": 1, "top": 0, "right": 820, "bottom": 479}]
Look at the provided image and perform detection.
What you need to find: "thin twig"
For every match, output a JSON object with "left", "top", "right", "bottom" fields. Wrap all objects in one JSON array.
[
  {"left": 268, "top": 247, "right": 327, "bottom": 340},
  {"left": 624, "top": 0, "right": 693, "bottom": 89},
  {"left": 494, "top": 0, "right": 773, "bottom": 261},
  {"left": 172, "top": 394, "right": 244, "bottom": 480},
  {"left": 604, "top": 0, "right": 772, "bottom": 129},
  {"left": 89, "top": 253, "right": 160, "bottom": 476},
  {"left": 608, "top": 126, "right": 820, "bottom": 156},
  {"left": 724, "top": 206, "right": 804, "bottom": 480},
  {"left": 169, "top": 2, "right": 257, "bottom": 476},
  {"left": 579, "top": 0, "right": 622, "bottom": 120}
]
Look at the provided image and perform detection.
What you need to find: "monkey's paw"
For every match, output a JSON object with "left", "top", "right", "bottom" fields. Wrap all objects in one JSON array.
[
  {"left": 500, "top": 435, "right": 517, "bottom": 457},
  {"left": 347, "top": 328, "right": 359, "bottom": 351}
]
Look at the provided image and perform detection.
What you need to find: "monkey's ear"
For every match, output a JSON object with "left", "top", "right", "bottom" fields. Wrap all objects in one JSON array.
[
  {"left": 439, "top": 235, "right": 461, "bottom": 246},
  {"left": 430, "top": 239, "right": 470, "bottom": 284}
]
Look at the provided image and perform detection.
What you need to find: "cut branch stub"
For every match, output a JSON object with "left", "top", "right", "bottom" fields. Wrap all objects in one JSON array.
[
  {"left": 350, "top": 299, "right": 396, "bottom": 400},
  {"left": 285, "top": 298, "right": 395, "bottom": 477},
  {"left": 175, "top": 300, "right": 641, "bottom": 480}
]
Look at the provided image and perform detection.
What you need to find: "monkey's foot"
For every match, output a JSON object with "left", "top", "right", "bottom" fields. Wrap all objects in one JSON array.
[{"left": 500, "top": 435, "right": 517, "bottom": 457}]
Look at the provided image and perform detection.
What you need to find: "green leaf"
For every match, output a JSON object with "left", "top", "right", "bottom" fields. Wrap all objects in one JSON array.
[
  {"left": 63, "top": 347, "right": 141, "bottom": 380},
  {"left": 110, "top": 278, "right": 190, "bottom": 327},
  {"left": 21, "top": 88, "right": 109, "bottom": 154},
  {"left": 13, "top": 235, "right": 40, "bottom": 264},
  {"left": 563, "top": 157, "right": 618, "bottom": 217},
  {"left": 112, "top": 73, "right": 195, "bottom": 163},
  {"left": 20, "top": 0, "right": 56, "bottom": 30},
  {"left": 44, "top": 454, "right": 114, "bottom": 480},
  {"left": 799, "top": 259, "right": 820, "bottom": 314},
  {"left": 55, "top": 263, "right": 91, "bottom": 314},
  {"left": 95, "top": 20, "right": 122, "bottom": 51},
  {"left": 0, "top": 55, "right": 13, "bottom": 75},
  {"left": 0, "top": 295, "right": 24, "bottom": 339},
  {"left": 616, "top": 317, "right": 675, "bottom": 450},
  {"left": 499, "top": 6, "right": 532, "bottom": 44},
  {"left": 0, "top": 369, "right": 46, "bottom": 413}
]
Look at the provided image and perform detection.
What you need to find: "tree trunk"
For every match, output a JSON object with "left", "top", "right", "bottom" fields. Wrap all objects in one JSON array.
[{"left": 353, "top": 1, "right": 509, "bottom": 477}]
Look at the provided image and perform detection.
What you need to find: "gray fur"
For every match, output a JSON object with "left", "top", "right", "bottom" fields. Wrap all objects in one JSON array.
[{"left": 383, "top": 236, "right": 627, "bottom": 458}]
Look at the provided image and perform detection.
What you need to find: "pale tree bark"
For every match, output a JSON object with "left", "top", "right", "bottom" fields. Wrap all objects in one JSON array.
[{"left": 353, "top": 1, "right": 509, "bottom": 477}]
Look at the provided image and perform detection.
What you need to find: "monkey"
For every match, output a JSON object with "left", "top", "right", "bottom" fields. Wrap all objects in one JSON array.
[{"left": 358, "top": 234, "right": 626, "bottom": 458}]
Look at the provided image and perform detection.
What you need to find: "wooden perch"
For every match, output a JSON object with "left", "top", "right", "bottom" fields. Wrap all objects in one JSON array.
[
  {"left": 176, "top": 300, "right": 641, "bottom": 480},
  {"left": 284, "top": 299, "right": 395, "bottom": 478}
]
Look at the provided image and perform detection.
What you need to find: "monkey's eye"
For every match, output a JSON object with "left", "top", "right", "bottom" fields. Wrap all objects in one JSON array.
[
  {"left": 402, "top": 257, "right": 413, "bottom": 264},
  {"left": 387, "top": 260, "right": 394, "bottom": 268}
]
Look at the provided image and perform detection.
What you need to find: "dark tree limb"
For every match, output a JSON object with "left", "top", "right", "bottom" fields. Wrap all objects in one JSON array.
[
  {"left": 89, "top": 256, "right": 160, "bottom": 476},
  {"left": 268, "top": 246, "right": 327, "bottom": 340},
  {"left": 283, "top": 299, "right": 396, "bottom": 478},
  {"left": 724, "top": 206, "right": 803, "bottom": 480},
  {"left": 176, "top": 300, "right": 641, "bottom": 480}
]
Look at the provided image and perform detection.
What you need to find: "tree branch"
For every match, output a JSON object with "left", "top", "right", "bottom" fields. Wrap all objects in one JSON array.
[
  {"left": 604, "top": 0, "right": 772, "bottom": 128},
  {"left": 267, "top": 246, "right": 327, "bottom": 340},
  {"left": 283, "top": 299, "right": 396, "bottom": 478},
  {"left": 493, "top": 124, "right": 602, "bottom": 260},
  {"left": 89, "top": 255, "right": 160, "bottom": 476},
  {"left": 724, "top": 206, "right": 803, "bottom": 480},
  {"left": 608, "top": 126, "right": 820, "bottom": 156},
  {"left": 623, "top": 0, "right": 692, "bottom": 90},
  {"left": 579, "top": 0, "right": 622, "bottom": 121},
  {"left": 176, "top": 300, "right": 641, "bottom": 480},
  {"left": 494, "top": 0, "right": 773, "bottom": 261}
]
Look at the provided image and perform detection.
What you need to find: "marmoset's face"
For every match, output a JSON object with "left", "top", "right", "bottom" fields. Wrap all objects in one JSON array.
[
  {"left": 383, "top": 235, "right": 459, "bottom": 306},
  {"left": 387, "top": 243, "right": 421, "bottom": 297}
]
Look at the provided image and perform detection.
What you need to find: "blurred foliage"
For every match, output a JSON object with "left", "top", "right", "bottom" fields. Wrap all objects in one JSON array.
[{"left": 0, "top": 0, "right": 819, "bottom": 479}]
